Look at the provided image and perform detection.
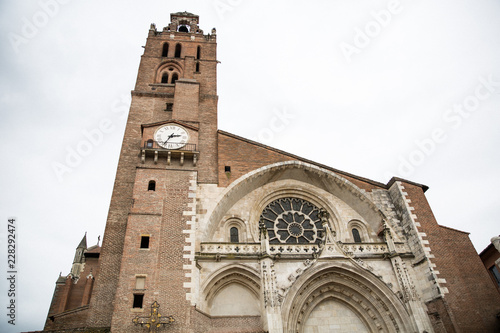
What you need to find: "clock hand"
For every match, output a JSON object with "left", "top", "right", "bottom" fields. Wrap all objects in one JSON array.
[
  {"left": 164, "top": 133, "right": 175, "bottom": 144},
  {"left": 167, "top": 135, "right": 181, "bottom": 143}
]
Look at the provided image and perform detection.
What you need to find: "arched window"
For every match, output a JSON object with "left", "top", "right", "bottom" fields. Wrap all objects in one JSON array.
[
  {"left": 162, "top": 43, "right": 169, "bottom": 57},
  {"left": 146, "top": 139, "right": 153, "bottom": 148},
  {"left": 171, "top": 73, "right": 178, "bottom": 84},
  {"left": 178, "top": 25, "right": 189, "bottom": 33},
  {"left": 148, "top": 180, "right": 156, "bottom": 191},
  {"left": 195, "top": 62, "right": 200, "bottom": 72},
  {"left": 196, "top": 46, "right": 201, "bottom": 59},
  {"left": 352, "top": 228, "right": 361, "bottom": 243},
  {"left": 174, "top": 43, "right": 181, "bottom": 58},
  {"left": 230, "top": 227, "right": 239, "bottom": 243},
  {"left": 161, "top": 73, "right": 169, "bottom": 83}
]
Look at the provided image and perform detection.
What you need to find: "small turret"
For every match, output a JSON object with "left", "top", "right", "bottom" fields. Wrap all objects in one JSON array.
[{"left": 70, "top": 233, "right": 87, "bottom": 279}]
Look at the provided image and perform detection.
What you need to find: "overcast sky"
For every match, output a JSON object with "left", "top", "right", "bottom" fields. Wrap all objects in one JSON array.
[{"left": 1, "top": 0, "right": 499, "bottom": 331}]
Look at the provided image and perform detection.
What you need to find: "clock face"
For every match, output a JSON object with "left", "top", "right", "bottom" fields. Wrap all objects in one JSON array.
[{"left": 154, "top": 125, "right": 189, "bottom": 149}]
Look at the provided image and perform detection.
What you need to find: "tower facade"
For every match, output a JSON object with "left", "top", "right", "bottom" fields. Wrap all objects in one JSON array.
[
  {"left": 87, "top": 11, "right": 219, "bottom": 331},
  {"left": 44, "top": 12, "right": 500, "bottom": 333}
]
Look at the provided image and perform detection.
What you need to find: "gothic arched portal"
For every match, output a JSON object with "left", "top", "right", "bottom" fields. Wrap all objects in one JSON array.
[
  {"left": 303, "top": 298, "right": 370, "bottom": 333},
  {"left": 282, "top": 264, "right": 415, "bottom": 333}
]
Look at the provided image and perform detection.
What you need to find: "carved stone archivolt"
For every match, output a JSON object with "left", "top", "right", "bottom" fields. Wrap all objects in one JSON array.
[
  {"left": 282, "top": 264, "right": 413, "bottom": 333},
  {"left": 204, "top": 161, "right": 389, "bottom": 243},
  {"left": 202, "top": 265, "right": 261, "bottom": 307}
]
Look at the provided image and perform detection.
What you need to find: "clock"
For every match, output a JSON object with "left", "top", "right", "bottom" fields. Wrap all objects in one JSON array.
[{"left": 154, "top": 125, "right": 189, "bottom": 149}]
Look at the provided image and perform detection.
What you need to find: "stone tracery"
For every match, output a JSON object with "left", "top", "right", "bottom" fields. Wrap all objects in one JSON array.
[{"left": 260, "top": 197, "right": 322, "bottom": 244}]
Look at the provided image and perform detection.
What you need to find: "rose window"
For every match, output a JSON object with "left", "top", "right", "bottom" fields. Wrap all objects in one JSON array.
[{"left": 260, "top": 197, "right": 322, "bottom": 244}]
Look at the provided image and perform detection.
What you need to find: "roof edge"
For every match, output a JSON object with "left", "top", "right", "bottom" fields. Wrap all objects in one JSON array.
[
  {"left": 438, "top": 224, "right": 470, "bottom": 235},
  {"left": 387, "top": 177, "right": 429, "bottom": 193},
  {"left": 141, "top": 119, "right": 199, "bottom": 131}
]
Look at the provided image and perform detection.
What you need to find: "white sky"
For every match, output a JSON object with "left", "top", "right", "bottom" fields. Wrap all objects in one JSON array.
[{"left": 1, "top": 0, "right": 499, "bottom": 331}]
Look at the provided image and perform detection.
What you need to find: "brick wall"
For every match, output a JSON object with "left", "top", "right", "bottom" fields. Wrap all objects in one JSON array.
[
  {"left": 43, "top": 306, "right": 90, "bottom": 332},
  {"left": 87, "top": 21, "right": 219, "bottom": 328},
  {"left": 425, "top": 297, "right": 456, "bottom": 333},
  {"left": 402, "top": 182, "right": 500, "bottom": 332},
  {"left": 217, "top": 131, "right": 385, "bottom": 192},
  {"left": 44, "top": 252, "right": 100, "bottom": 330},
  {"left": 192, "top": 308, "right": 264, "bottom": 333},
  {"left": 108, "top": 169, "right": 196, "bottom": 332},
  {"left": 135, "top": 29, "right": 216, "bottom": 93}
]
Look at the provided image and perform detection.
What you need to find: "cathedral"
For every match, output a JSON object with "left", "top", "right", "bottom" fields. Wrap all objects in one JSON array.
[{"left": 43, "top": 12, "right": 500, "bottom": 333}]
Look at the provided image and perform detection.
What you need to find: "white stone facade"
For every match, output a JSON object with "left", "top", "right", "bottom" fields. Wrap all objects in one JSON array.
[{"left": 188, "top": 161, "right": 439, "bottom": 332}]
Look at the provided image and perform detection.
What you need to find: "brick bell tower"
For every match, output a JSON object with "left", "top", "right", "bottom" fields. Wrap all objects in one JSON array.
[{"left": 87, "top": 12, "right": 218, "bottom": 331}]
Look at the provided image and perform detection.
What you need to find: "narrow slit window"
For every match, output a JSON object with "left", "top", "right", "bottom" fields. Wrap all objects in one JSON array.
[
  {"left": 171, "top": 73, "right": 178, "bottom": 84},
  {"left": 196, "top": 46, "right": 201, "bottom": 59},
  {"left": 174, "top": 43, "right": 181, "bottom": 58},
  {"left": 230, "top": 227, "right": 239, "bottom": 243},
  {"left": 195, "top": 62, "right": 200, "bottom": 72},
  {"left": 162, "top": 43, "right": 169, "bottom": 57},
  {"left": 140, "top": 236, "right": 150, "bottom": 249},
  {"left": 352, "top": 228, "right": 362, "bottom": 243},
  {"left": 133, "top": 294, "right": 144, "bottom": 308},
  {"left": 161, "top": 73, "right": 169, "bottom": 83},
  {"left": 148, "top": 180, "right": 156, "bottom": 191}
]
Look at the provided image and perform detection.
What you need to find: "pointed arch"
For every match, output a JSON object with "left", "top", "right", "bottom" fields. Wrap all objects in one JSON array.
[
  {"left": 171, "top": 73, "right": 178, "bottom": 84},
  {"left": 155, "top": 61, "right": 183, "bottom": 84},
  {"left": 201, "top": 264, "right": 261, "bottom": 315},
  {"left": 202, "top": 161, "right": 388, "bottom": 242},
  {"left": 282, "top": 263, "right": 415, "bottom": 333}
]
